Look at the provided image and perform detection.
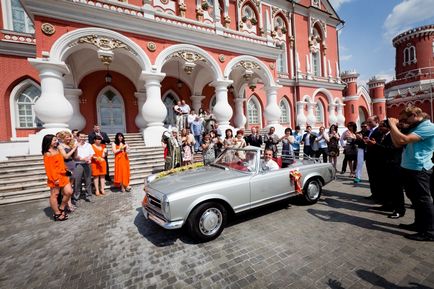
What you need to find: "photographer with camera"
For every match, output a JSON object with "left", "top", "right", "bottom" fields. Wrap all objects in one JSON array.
[{"left": 389, "top": 106, "right": 434, "bottom": 241}]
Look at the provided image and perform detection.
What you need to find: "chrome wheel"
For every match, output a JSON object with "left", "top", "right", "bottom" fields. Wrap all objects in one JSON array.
[
  {"left": 307, "top": 181, "right": 320, "bottom": 200},
  {"left": 198, "top": 208, "right": 223, "bottom": 236}
]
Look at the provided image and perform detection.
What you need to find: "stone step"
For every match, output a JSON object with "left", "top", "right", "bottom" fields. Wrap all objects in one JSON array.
[
  {"left": 0, "top": 167, "right": 163, "bottom": 205},
  {"left": 1, "top": 151, "right": 164, "bottom": 168}
]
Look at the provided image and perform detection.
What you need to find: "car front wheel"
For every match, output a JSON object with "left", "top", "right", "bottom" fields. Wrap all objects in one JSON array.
[
  {"left": 303, "top": 178, "right": 322, "bottom": 204},
  {"left": 187, "top": 202, "right": 227, "bottom": 242}
]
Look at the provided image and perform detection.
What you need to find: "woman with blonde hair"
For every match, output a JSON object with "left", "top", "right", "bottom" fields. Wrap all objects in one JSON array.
[{"left": 57, "top": 130, "right": 77, "bottom": 212}]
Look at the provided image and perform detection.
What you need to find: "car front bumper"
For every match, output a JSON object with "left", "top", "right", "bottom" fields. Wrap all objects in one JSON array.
[{"left": 142, "top": 206, "right": 184, "bottom": 230}]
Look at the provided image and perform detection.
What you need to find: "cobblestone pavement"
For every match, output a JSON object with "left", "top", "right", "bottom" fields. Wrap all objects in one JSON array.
[{"left": 1, "top": 163, "right": 434, "bottom": 289}]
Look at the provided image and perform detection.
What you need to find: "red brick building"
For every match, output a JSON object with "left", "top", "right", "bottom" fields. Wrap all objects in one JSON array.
[{"left": 0, "top": 0, "right": 348, "bottom": 158}]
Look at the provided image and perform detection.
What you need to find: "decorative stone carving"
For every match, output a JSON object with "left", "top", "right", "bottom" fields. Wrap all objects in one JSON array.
[
  {"left": 235, "top": 60, "right": 261, "bottom": 71},
  {"left": 147, "top": 41, "right": 157, "bottom": 52},
  {"left": 308, "top": 34, "right": 321, "bottom": 53},
  {"left": 269, "top": 63, "right": 275, "bottom": 69},
  {"left": 218, "top": 54, "right": 225, "bottom": 63},
  {"left": 170, "top": 51, "right": 207, "bottom": 63},
  {"left": 238, "top": 0, "right": 260, "bottom": 8},
  {"left": 41, "top": 23, "right": 55, "bottom": 36},
  {"left": 98, "top": 55, "right": 112, "bottom": 65},
  {"left": 224, "top": 16, "right": 231, "bottom": 28},
  {"left": 78, "top": 35, "right": 135, "bottom": 55},
  {"left": 179, "top": 1, "right": 187, "bottom": 17}
]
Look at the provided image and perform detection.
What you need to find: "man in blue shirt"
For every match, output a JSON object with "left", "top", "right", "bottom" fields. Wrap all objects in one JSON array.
[{"left": 389, "top": 107, "right": 434, "bottom": 241}]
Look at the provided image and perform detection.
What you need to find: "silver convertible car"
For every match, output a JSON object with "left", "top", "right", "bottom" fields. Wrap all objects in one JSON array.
[{"left": 142, "top": 146, "right": 335, "bottom": 242}]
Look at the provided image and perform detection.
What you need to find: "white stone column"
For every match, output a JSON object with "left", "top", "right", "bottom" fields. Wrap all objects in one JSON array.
[
  {"left": 336, "top": 103, "right": 346, "bottom": 127},
  {"left": 306, "top": 102, "right": 316, "bottom": 127},
  {"left": 28, "top": 59, "right": 73, "bottom": 154},
  {"left": 233, "top": 97, "right": 246, "bottom": 129},
  {"left": 141, "top": 72, "right": 167, "bottom": 146},
  {"left": 264, "top": 86, "right": 284, "bottom": 136},
  {"left": 64, "top": 88, "right": 86, "bottom": 131},
  {"left": 210, "top": 80, "right": 234, "bottom": 132},
  {"left": 134, "top": 91, "right": 147, "bottom": 131},
  {"left": 190, "top": 95, "right": 205, "bottom": 113},
  {"left": 328, "top": 103, "right": 337, "bottom": 126},
  {"left": 296, "top": 101, "right": 307, "bottom": 128}
]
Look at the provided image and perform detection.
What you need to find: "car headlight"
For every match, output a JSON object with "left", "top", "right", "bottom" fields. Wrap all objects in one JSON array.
[
  {"left": 161, "top": 195, "right": 170, "bottom": 220},
  {"left": 146, "top": 174, "right": 157, "bottom": 184}
]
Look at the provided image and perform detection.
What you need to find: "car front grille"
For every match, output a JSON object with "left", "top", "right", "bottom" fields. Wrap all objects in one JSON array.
[{"left": 148, "top": 194, "right": 161, "bottom": 209}]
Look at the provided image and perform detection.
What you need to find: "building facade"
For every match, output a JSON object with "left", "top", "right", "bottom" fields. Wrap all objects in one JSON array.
[
  {"left": 385, "top": 25, "right": 434, "bottom": 120},
  {"left": 0, "top": 0, "right": 347, "bottom": 157}
]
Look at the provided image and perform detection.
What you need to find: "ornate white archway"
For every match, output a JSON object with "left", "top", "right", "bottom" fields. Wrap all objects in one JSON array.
[
  {"left": 50, "top": 27, "right": 152, "bottom": 70},
  {"left": 223, "top": 55, "right": 276, "bottom": 87},
  {"left": 154, "top": 44, "right": 223, "bottom": 80}
]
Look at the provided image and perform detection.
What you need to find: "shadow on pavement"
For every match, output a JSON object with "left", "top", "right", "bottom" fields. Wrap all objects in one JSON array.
[
  {"left": 133, "top": 207, "right": 196, "bottom": 247},
  {"left": 356, "top": 269, "right": 433, "bottom": 289},
  {"left": 307, "top": 208, "right": 405, "bottom": 236},
  {"left": 322, "top": 189, "right": 379, "bottom": 205}
]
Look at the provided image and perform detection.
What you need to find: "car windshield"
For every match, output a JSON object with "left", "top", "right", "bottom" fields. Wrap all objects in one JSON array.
[{"left": 214, "top": 149, "right": 258, "bottom": 172}]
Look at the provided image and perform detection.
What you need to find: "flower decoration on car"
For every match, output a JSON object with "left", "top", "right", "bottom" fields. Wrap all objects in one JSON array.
[{"left": 157, "top": 162, "right": 204, "bottom": 180}]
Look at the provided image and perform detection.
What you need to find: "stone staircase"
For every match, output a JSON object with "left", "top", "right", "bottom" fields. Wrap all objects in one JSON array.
[{"left": 0, "top": 133, "right": 165, "bottom": 205}]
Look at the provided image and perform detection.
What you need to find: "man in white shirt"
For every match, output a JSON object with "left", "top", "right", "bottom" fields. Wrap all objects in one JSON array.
[
  {"left": 179, "top": 100, "right": 191, "bottom": 130},
  {"left": 260, "top": 149, "right": 279, "bottom": 172},
  {"left": 73, "top": 132, "right": 95, "bottom": 203}
]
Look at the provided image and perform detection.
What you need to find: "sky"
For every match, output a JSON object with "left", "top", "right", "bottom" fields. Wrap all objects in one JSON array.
[{"left": 330, "top": 0, "right": 434, "bottom": 86}]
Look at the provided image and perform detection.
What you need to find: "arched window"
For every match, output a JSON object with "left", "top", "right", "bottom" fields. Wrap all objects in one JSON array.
[
  {"left": 279, "top": 98, "right": 290, "bottom": 124},
  {"left": 16, "top": 84, "right": 42, "bottom": 128},
  {"left": 4, "top": 0, "right": 35, "bottom": 33},
  {"left": 315, "top": 101, "right": 324, "bottom": 124},
  {"left": 409, "top": 46, "right": 416, "bottom": 63},
  {"left": 277, "top": 53, "right": 284, "bottom": 73},
  {"left": 247, "top": 97, "right": 260, "bottom": 125},
  {"left": 403, "top": 45, "right": 417, "bottom": 65},
  {"left": 312, "top": 52, "right": 321, "bottom": 76},
  {"left": 311, "top": 27, "right": 322, "bottom": 77}
]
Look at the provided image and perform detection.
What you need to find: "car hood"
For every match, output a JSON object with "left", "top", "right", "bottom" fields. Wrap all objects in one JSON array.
[{"left": 149, "top": 166, "right": 246, "bottom": 195}]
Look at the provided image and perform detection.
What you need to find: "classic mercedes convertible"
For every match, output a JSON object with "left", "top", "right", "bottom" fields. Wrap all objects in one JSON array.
[{"left": 142, "top": 146, "right": 335, "bottom": 242}]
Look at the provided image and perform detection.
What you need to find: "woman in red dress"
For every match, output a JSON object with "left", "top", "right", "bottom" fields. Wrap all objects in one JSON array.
[
  {"left": 42, "top": 134, "right": 73, "bottom": 221},
  {"left": 112, "top": 133, "right": 131, "bottom": 192},
  {"left": 91, "top": 135, "right": 107, "bottom": 196}
]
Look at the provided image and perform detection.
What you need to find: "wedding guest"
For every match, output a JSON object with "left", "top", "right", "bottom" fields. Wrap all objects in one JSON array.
[
  {"left": 315, "top": 126, "right": 329, "bottom": 163},
  {"left": 364, "top": 115, "right": 384, "bottom": 201},
  {"left": 301, "top": 126, "right": 316, "bottom": 158},
  {"left": 73, "top": 132, "right": 94, "bottom": 203},
  {"left": 292, "top": 126, "right": 303, "bottom": 159},
  {"left": 112, "top": 133, "right": 131, "bottom": 193},
  {"left": 181, "top": 128, "right": 193, "bottom": 166},
  {"left": 280, "top": 128, "right": 295, "bottom": 168},
  {"left": 57, "top": 131, "right": 78, "bottom": 212},
  {"left": 161, "top": 128, "right": 181, "bottom": 170},
  {"left": 88, "top": 124, "right": 111, "bottom": 182},
  {"left": 190, "top": 116, "right": 204, "bottom": 152},
  {"left": 91, "top": 135, "right": 107, "bottom": 196},
  {"left": 341, "top": 122, "right": 358, "bottom": 178},
  {"left": 327, "top": 125, "right": 340, "bottom": 170},
  {"left": 202, "top": 133, "right": 216, "bottom": 165},
  {"left": 223, "top": 129, "right": 235, "bottom": 149},
  {"left": 264, "top": 127, "right": 280, "bottom": 158},
  {"left": 245, "top": 126, "right": 263, "bottom": 147},
  {"left": 260, "top": 149, "right": 279, "bottom": 171},
  {"left": 42, "top": 134, "right": 73, "bottom": 221},
  {"left": 354, "top": 122, "right": 369, "bottom": 183}
]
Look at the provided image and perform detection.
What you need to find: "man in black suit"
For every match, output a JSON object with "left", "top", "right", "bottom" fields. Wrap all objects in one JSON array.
[
  {"left": 364, "top": 115, "right": 384, "bottom": 202},
  {"left": 245, "top": 126, "right": 263, "bottom": 147},
  {"left": 301, "top": 126, "right": 317, "bottom": 158},
  {"left": 88, "top": 124, "right": 111, "bottom": 182}
]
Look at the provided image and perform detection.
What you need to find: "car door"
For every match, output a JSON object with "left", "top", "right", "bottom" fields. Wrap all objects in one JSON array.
[{"left": 249, "top": 168, "right": 294, "bottom": 208}]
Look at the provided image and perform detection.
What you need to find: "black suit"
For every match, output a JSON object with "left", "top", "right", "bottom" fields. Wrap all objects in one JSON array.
[
  {"left": 365, "top": 127, "right": 384, "bottom": 201},
  {"left": 302, "top": 132, "right": 317, "bottom": 157},
  {"left": 88, "top": 131, "right": 111, "bottom": 181},
  {"left": 379, "top": 133, "right": 405, "bottom": 213},
  {"left": 245, "top": 134, "right": 263, "bottom": 147}
]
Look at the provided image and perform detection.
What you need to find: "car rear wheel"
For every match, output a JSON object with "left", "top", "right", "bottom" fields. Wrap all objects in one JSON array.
[
  {"left": 187, "top": 202, "right": 227, "bottom": 242},
  {"left": 303, "top": 178, "right": 322, "bottom": 204}
]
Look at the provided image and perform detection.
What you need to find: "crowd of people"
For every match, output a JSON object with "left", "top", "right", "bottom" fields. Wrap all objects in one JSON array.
[
  {"left": 42, "top": 125, "right": 131, "bottom": 221},
  {"left": 42, "top": 105, "right": 433, "bottom": 242}
]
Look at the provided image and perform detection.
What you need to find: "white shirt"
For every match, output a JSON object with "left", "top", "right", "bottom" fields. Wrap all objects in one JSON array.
[
  {"left": 180, "top": 104, "right": 191, "bottom": 114},
  {"left": 76, "top": 142, "right": 94, "bottom": 162},
  {"left": 260, "top": 159, "right": 279, "bottom": 171}
]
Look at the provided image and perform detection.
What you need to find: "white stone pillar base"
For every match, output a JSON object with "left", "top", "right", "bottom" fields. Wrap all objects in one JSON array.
[
  {"left": 28, "top": 127, "right": 70, "bottom": 155},
  {"left": 143, "top": 126, "right": 167, "bottom": 147},
  {"left": 264, "top": 123, "right": 285, "bottom": 137}
]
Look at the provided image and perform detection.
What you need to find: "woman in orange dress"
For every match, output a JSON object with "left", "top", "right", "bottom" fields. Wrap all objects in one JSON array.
[
  {"left": 91, "top": 135, "right": 107, "bottom": 196},
  {"left": 112, "top": 132, "right": 131, "bottom": 192},
  {"left": 42, "top": 134, "right": 73, "bottom": 221}
]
